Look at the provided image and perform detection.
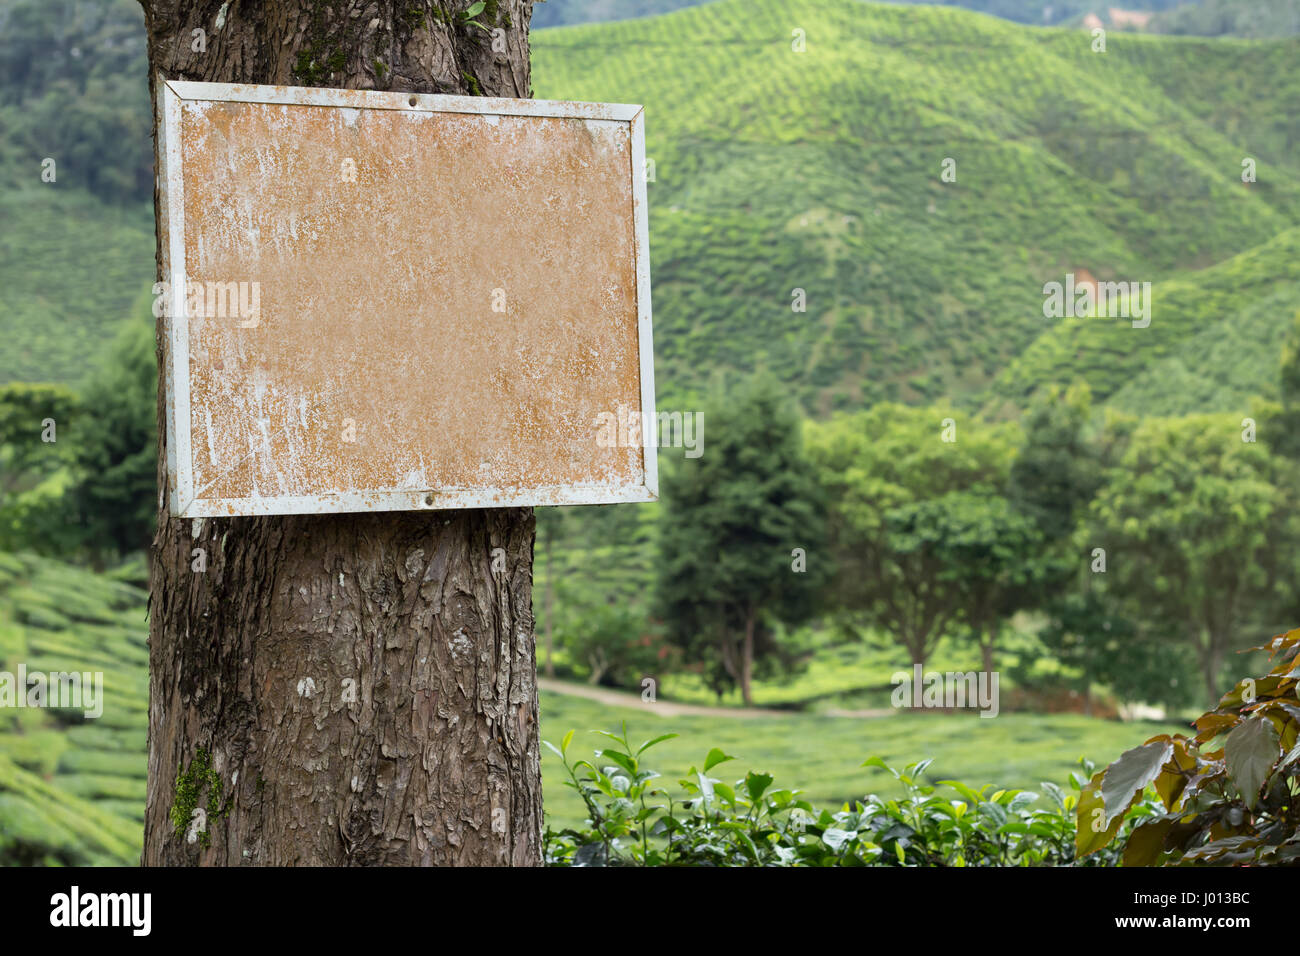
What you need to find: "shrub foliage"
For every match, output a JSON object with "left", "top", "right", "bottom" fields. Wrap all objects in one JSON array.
[
  {"left": 1079, "top": 627, "right": 1300, "bottom": 865},
  {"left": 544, "top": 723, "right": 1158, "bottom": 866}
]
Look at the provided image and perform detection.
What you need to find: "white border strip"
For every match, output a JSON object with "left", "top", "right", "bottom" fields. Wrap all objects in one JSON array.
[
  {"left": 158, "top": 78, "right": 193, "bottom": 515},
  {"left": 629, "top": 107, "right": 659, "bottom": 500},
  {"left": 183, "top": 484, "right": 657, "bottom": 518},
  {"left": 164, "top": 80, "right": 642, "bottom": 122},
  {"left": 159, "top": 80, "right": 657, "bottom": 517}
]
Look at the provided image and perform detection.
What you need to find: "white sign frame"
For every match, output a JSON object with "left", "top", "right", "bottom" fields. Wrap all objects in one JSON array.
[{"left": 155, "top": 79, "right": 657, "bottom": 518}]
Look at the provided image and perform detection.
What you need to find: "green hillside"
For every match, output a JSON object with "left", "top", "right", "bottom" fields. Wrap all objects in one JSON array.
[
  {"left": 1106, "top": 282, "right": 1299, "bottom": 416},
  {"left": 533, "top": 0, "right": 1300, "bottom": 412},
  {"left": 0, "top": 0, "right": 154, "bottom": 385},
  {"left": 0, "top": 191, "right": 153, "bottom": 385},
  {"left": 3, "top": 0, "right": 1297, "bottom": 409},
  {"left": 990, "top": 225, "right": 1300, "bottom": 411}
]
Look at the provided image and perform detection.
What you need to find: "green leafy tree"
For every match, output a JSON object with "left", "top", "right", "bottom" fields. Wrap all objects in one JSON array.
[
  {"left": 806, "top": 404, "right": 1019, "bottom": 669},
  {"left": 0, "top": 382, "right": 81, "bottom": 554},
  {"left": 1086, "top": 414, "right": 1281, "bottom": 702},
  {"left": 656, "top": 374, "right": 826, "bottom": 705},
  {"left": 0, "top": 0, "right": 152, "bottom": 204},
  {"left": 1038, "top": 588, "right": 1197, "bottom": 715},
  {"left": 939, "top": 491, "right": 1046, "bottom": 674},
  {"left": 66, "top": 316, "right": 156, "bottom": 561},
  {"left": 559, "top": 598, "right": 673, "bottom": 689},
  {"left": 1005, "top": 384, "right": 1182, "bottom": 708},
  {"left": 1249, "top": 315, "right": 1300, "bottom": 630},
  {"left": 1007, "top": 384, "right": 1104, "bottom": 542},
  {"left": 0, "top": 382, "right": 79, "bottom": 493}
]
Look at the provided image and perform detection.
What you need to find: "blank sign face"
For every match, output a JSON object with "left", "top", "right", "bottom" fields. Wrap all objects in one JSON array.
[{"left": 156, "top": 81, "right": 656, "bottom": 517}]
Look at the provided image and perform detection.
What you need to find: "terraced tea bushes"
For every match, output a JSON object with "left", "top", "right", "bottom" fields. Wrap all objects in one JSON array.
[{"left": 0, "top": 551, "right": 146, "bottom": 865}]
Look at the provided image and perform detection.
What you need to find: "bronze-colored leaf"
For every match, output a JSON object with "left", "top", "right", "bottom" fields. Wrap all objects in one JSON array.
[
  {"left": 1100, "top": 740, "right": 1173, "bottom": 828},
  {"left": 1218, "top": 676, "right": 1287, "bottom": 711},
  {"left": 1154, "top": 740, "right": 1197, "bottom": 811},
  {"left": 1075, "top": 769, "right": 1125, "bottom": 858},
  {"left": 1194, "top": 712, "right": 1238, "bottom": 744},
  {"left": 1225, "top": 717, "right": 1281, "bottom": 811},
  {"left": 1123, "top": 817, "right": 1174, "bottom": 867}
]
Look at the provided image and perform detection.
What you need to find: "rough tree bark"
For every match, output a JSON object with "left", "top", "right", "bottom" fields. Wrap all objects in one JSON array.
[{"left": 140, "top": 0, "right": 542, "bottom": 866}]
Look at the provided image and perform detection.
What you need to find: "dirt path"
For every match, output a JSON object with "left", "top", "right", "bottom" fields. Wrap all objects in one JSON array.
[{"left": 537, "top": 677, "right": 892, "bottom": 719}]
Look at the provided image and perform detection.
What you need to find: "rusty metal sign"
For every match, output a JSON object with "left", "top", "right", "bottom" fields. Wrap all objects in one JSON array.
[{"left": 155, "top": 80, "right": 656, "bottom": 518}]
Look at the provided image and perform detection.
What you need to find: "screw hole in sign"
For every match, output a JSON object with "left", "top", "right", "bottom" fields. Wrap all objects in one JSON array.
[
  {"left": 408, "top": 96, "right": 418, "bottom": 107},
  {"left": 422, "top": 493, "right": 435, "bottom": 507}
]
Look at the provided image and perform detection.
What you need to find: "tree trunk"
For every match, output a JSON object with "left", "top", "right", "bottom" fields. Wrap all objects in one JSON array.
[
  {"left": 1203, "top": 634, "right": 1225, "bottom": 705},
  {"left": 543, "top": 516, "right": 556, "bottom": 679},
  {"left": 141, "top": 0, "right": 542, "bottom": 866},
  {"left": 906, "top": 635, "right": 927, "bottom": 670},
  {"left": 1191, "top": 622, "right": 1226, "bottom": 705},
  {"left": 717, "top": 632, "right": 740, "bottom": 699},
  {"left": 587, "top": 648, "right": 608, "bottom": 686},
  {"left": 740, "top": 609, "right": 755, "bottom": 707}
]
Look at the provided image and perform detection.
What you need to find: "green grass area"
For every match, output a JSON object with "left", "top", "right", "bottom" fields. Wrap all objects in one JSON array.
[
  {"left": 538, "top": 689, "right": 1186, "bottom": 830},
  {"left": 1106, "top": 280, "right": 1299, "bottom": 416}
]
